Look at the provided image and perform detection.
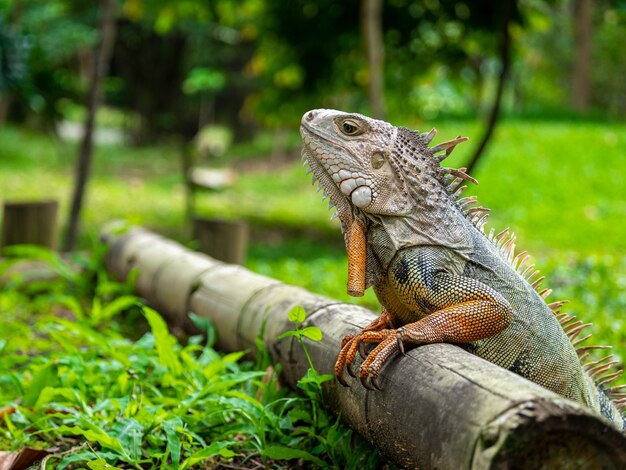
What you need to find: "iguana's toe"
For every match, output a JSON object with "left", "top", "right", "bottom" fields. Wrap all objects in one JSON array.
[
  {"left": 360, "top": 375, "right": 376, "bottom": 391},
  {"left": 336, "top": 329, "right": 396, "bottom": 387},
  {"left": 358, "top": 334, "right": 400, "bottom": 390},
  {"left": 340, "top": 333, "right": 355, "bottom": 349},
  {"left": 371, "top": 376, "right": 383, "bottom": 391}
]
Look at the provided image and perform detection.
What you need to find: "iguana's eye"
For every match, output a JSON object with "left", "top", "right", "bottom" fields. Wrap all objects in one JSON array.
[
  {"left": 371, "top": 152, "right": 385, "bottom": 169},
  {"left": 340, "top": 119, "right": 361, "bottom": 136}
]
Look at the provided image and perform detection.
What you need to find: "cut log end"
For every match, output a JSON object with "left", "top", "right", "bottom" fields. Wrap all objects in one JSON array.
[{"left": 476, "top": 403, "right": 626, "bottom": 469}]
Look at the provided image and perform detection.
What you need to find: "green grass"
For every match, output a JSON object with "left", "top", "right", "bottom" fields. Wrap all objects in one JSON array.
[{"left": 0, "top": 247, "right": 387, "bottom": 468}]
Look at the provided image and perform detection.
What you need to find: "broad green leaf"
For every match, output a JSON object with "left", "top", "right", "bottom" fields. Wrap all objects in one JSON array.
[
  {"left": 34, "top": 387, "right": 78, "bottom": 408},
  {"left": 111, "top": 418, "right": 143, "bottom": 461},
  {"left": 300, "top": 326, "right": 323, "bottom": 341},
  {"left": 23, "top": 363, "right": 58, "bottom": 407},
  {"left": 288, "top": 306, "right": 306, "bottom": 323},
  {"left": 188, "top": 312, "right": 216, "bottom": 347},
  {"left": 261, "top": 445, "right": 326, "bottom": 466},
  {"left": 143, "top": 307, "right": 182, "bottom": 375},
  {"left": 221, "top": 351, "right": 245, "bottom": 363},
  {"left": 181, "top": 441, "right": 237, "bottom": 469},
  {"left": 223, "top": 390, "right": 264, "bottom": 412},
  {"left": 287, "top": 408, "right": 313, "bottom": 425},
  {"left": 57, "top": 451, "right": 124, "bottom": 470},
  {"left": 99, "top": 296, "right": 140, "bottom": 323},
  {"left": 317, "top": 373, "right": 334, "bottom": 384},
  {"left": 55, "top": 425, "right": 126, "bottom": 456},
  {"left": 87, "top": 459, "right": 123, "bottom": 470},
  {"left": 301, "top": 368, "right": 334, "bottom": 384},
  {"left": 298, "top": 368, "right": 334, "bottom": 395}
]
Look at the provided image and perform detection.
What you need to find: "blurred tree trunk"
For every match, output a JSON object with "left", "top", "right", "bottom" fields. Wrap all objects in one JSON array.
[
  {"left": 0, "top": 0, "right": 25, "bottom": 128},
  {"left": 63, "top": 0, "right": 117, "bottom": 251},
  {"left": 465, "top": 0, "right": 514, "bottom": 176},
  {"left": 572, "top": 0, "right": 592, "bottom": 113},
  {"left": 0, "top": 95, "right": 11, "bottom": 128},
  {"left": 361, "top": 0, "right": 386, "bottom": 119}
]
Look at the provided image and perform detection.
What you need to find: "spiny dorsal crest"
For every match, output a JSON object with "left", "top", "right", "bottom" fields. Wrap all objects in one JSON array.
[
  {"left": 399, "top": 128, "right": 485, "bottom": 228},
  {"left": 416, "top": 127, "right": 624, "bottom": 408},
  {"left": 399, "top": 127, "right": 475, "bottom": 187}
]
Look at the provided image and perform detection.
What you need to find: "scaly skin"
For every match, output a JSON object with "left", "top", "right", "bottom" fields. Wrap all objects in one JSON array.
[{"left": 300, "top": 108, "right": 625, "bottom": 430}]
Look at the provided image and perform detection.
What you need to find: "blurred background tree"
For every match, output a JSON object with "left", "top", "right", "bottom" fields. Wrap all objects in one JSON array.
[
  {"left": 2, "top": 0, "right": 624, "bottom": 139},
  {"left": 1, "top": 0, "right": 625, "bottom": 248}
]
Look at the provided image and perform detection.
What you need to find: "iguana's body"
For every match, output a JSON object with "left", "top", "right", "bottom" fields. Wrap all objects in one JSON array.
[{"left": 300, "top": 109, "right": 625, "bottom": 430}]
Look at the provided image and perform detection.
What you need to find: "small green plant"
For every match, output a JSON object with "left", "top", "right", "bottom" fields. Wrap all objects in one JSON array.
[
  {"left": 277, "top": 306, "right": 333, "bottom": 420},
  {"left": 273, "top": 306, "right": 390, "bottom": 469}
]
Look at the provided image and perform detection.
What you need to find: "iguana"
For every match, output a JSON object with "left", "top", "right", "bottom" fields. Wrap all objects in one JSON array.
[{"left": 300, "top": 108, "right": 626, "bottom": 430}]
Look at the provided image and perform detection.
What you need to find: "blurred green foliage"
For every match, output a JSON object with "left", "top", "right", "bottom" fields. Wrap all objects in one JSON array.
[
  {"left": 1, "top": 115, "right": 625, "bottom": 251},
  {"left": 1, "top": 0, "right": 625, "bottom": 140},
  {"left": 517, "top": 0, "right": 626, "bottom": 117}
]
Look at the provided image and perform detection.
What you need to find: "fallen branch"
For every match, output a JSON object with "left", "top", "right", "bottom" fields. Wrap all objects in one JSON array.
[{"left": 101, "top": 223, "right": 626, "bottom": 469}]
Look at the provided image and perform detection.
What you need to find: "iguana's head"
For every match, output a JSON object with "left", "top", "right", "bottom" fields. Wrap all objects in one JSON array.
[{"left": 300, "top": 109, "right": 471, "bottom": 230}]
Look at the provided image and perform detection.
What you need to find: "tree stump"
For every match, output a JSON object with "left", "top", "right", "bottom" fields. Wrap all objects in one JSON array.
[
  {"left": 192, "top": 217, "right": 248, "bottom": 265},
  {"left": 1, "top": 200, "right": 59, "bottom": 250}
]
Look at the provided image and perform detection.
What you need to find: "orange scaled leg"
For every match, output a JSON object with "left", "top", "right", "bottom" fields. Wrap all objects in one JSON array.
[{"left": 357, "top": 299, "right": 512, "bottom": 389}]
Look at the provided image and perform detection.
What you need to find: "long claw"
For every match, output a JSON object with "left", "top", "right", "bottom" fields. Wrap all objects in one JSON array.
[
  {"left": 372, "top": 376, "right": 383, "bottom": 391},
  {"left": 346, "top": 362, "right": 356, "bottom": 378},
  {"left": 360, "top": 375, "right": 375, "bottom": 391},
  {"left": 358, "top": 341, "right": 367, "bottom": 359},
  {"left": 336, "top": 374, "right": 350, "bottom": 387},
  {"left": 397, "top": 329, "right": 405, "bottom": 355}
]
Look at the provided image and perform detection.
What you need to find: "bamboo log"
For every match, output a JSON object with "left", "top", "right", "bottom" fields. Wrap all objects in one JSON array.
[
  {"left": 1, "top": 200, "right": 59, "bottom": 250},
  {"left": 100, "top": 224, "right": 626, "bottom": 470}
]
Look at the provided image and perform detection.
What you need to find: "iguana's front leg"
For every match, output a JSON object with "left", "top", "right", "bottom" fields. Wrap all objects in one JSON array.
[{"left": 358, "top": 247, "right": 514, "bottom": 388}]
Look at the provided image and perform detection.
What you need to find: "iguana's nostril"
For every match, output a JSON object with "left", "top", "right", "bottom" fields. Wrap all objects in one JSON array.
[{"left": 306, "top": 111, "right": 316, "bottom": 121}]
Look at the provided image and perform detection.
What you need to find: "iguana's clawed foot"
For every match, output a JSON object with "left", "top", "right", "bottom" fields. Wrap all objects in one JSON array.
[{"left": 335, "top": 329, "right": 400, "bottom": 389}]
